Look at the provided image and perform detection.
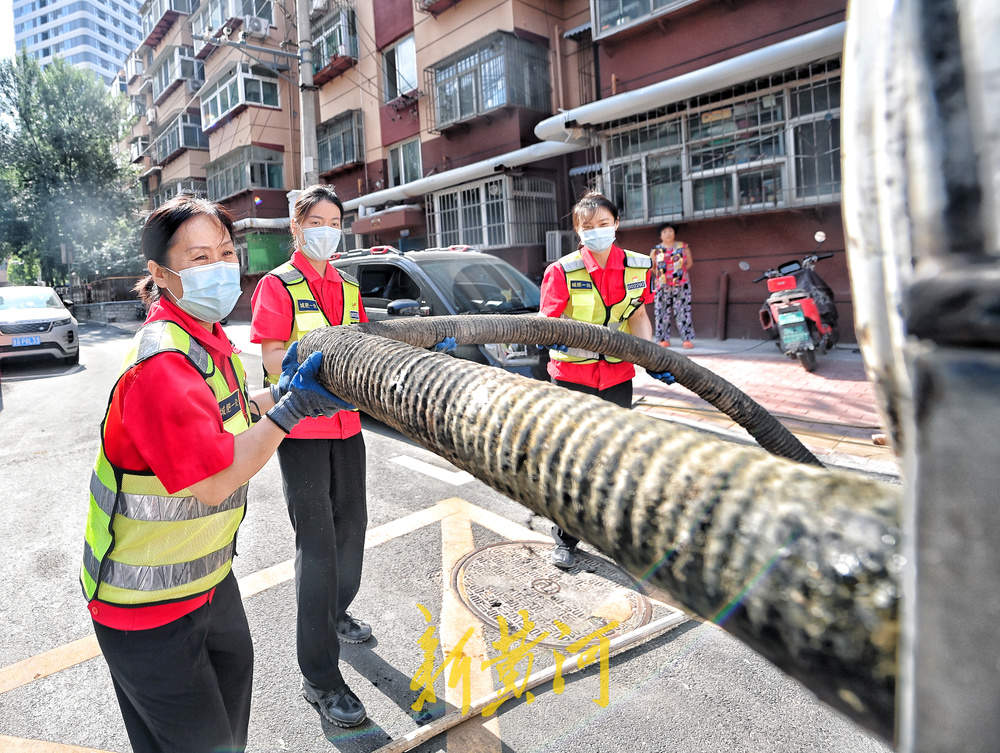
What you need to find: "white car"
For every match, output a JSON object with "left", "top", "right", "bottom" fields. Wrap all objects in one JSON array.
[{"left": 0, "top": 286, "right": 80, "bottom": 365}]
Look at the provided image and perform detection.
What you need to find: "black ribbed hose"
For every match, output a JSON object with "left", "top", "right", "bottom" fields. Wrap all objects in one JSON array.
[{"left": 299, "top": 321, "right": 900, "bottom": 741}]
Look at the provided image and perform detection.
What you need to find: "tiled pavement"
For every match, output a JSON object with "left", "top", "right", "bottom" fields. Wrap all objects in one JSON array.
[{"left": 632, "top": 338, "right": 901, "bottom": 479}]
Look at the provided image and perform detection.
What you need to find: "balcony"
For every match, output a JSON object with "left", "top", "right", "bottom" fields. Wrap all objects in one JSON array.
[
  {"left": 191, "top": 0, "right": 273, "bottom": 57},
  {"left": 130, "top": 138, "right": 150, "bottom": 163},
  {"left": 311, "top": 7, "right": 358, "bottom": 86},
  {"left": 125, "top": 52, "right": 145, "bottom": 83},
  {"left": 140, "top": 0, "right": 198, "bottom": 49},
  {"left": 591, "top": 0, "right": 703, "bottom": 41},
  {"left": 153, "top": 110, "right": 209, "bottom": 164},
  {"left": 425, "top": 31, "right": 551, "bottom": 133},
  {"left": 415, "top": 0, "right": 461, "bottom": 15},
  {"left": 150, "top": 45, "right": 205, "bottom": 106}
]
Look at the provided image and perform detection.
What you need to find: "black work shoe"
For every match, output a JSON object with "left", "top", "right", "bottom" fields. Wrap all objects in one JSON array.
[
  {"left": 336, "top": 613, "right": 373, "bottom": 644},
  {"left": 302, "top": 679, "right": 367, "bottom": 727},
  {"left": 551, "top": 545, "right": 577, "bottom": 570}
]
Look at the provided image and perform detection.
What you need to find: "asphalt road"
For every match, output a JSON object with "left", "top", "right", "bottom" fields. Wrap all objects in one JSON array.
[{"left": 0, "top": 322, "right": 891, "bottom": 753}]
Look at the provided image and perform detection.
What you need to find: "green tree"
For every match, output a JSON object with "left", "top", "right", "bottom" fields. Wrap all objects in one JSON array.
[{"left": 0, "top": 54, "right": 143, "bottom": 285}]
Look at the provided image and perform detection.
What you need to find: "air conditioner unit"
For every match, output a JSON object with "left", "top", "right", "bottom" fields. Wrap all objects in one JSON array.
[
  {"left": 243, "top": 15, "right": 268, "bottom": 38},
  {"left": 185, "top": 78, "right": 201, "bottom": 93},
  {"left": 310, "top": 0, "right": 327, "bottom": 14},
  {"left": 146, "top": 106, "right": 157, "bottom": 125},
  {"left": 545, "top": 230, "right": 577, "bottom": 262}
]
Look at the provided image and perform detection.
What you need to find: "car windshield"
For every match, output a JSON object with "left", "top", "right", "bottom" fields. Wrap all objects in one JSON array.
[
  {"left": 419, "top": 258, "right": 540, "bottom": 314},
  {"left": 0, "top": 288, "right": 63, "bottom": 311}
]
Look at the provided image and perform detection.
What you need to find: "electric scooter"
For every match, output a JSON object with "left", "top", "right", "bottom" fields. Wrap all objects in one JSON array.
[{"left": 751, "top": 231, "right": 839, "bottom": 372}]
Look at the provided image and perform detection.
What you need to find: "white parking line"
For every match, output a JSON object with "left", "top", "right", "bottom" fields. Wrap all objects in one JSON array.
[{"left": 390, "top": 455, "right": 474, "bottom": 486}]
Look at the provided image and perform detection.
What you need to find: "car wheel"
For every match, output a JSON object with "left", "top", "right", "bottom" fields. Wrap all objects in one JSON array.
[{"left": 64, "top": 351, "right": 80, "bottom": 366}]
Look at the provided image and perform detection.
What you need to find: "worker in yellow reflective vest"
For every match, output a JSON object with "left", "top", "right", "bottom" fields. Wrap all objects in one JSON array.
[
  {"left": 250, "top": 185, "right": 370, "bottom": 728},
  {"left": 82, "top": 197, "right": 350, "bottom": 753},
  {"left": 539, "top": 191, "right": 657, "bottom": 569}
]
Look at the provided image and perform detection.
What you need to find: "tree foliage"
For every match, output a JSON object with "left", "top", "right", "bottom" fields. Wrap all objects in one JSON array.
[{"left": 0, "top": 55, "right": 144, "bottom": 284}]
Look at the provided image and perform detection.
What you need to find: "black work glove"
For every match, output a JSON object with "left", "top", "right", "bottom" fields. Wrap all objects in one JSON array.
[{"left": 266, "top": 351, "right": 355, "bottom": 433}]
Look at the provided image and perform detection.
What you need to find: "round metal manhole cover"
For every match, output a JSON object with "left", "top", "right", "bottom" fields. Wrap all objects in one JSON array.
[{"left": 452, "top": 541, "right": 652, "bottom": 650}]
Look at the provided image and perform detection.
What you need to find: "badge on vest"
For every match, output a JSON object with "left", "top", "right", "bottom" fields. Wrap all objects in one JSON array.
[
  {"left": 297, "top": 299, "right": 320, "bottom": 312},
  {"left": 625, "top": 280, "right": 647, "bottom": 291},
  {"left": 349, "top": 311, "right": 360, "bottom": 321},
  {"left": 570, "top": 280, "right": 593, "bottom": 290},
  {"left": 218, "top": 391, "right": 242, "bottom": 421}
]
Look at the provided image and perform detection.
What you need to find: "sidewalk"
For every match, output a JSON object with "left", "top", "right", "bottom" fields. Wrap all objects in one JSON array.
[{"left": 631, "top": 338, "right": 900, "bottom": 479}]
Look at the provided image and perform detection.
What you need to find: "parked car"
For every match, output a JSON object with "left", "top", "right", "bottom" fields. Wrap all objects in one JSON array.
[
  {"left": 0, "top": 285, "right": 80, "bottom": 365},
  {"left": 329, "top": 246, "right": 547, "bottom": 379}
]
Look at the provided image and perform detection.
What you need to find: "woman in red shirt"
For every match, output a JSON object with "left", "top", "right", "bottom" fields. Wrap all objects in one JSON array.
[
  {"left": 83, "top": 196, "right": 346, "bottom": 753},
  {"left": 539, "top": 192, "right": 655, "bottom": 568},
  {"left": 250, "top": 185, "right": 370, "bottom": 728}
]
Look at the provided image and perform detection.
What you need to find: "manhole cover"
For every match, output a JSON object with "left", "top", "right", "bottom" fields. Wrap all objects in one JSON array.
[{"left": 452, "top": 541, "right": 652, "bottom": 649}]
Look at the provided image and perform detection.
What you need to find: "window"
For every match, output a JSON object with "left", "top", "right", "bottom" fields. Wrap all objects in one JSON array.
[
  {"left": 383, "top": 34, "right": 416, "bottom": 101},
  {"left": 190, "top": 0, "right": 272, "bottom": 55},
  {"left": 388, "top": 139, "right": 421, "bottom": 187},
  {"left": 149, "top": 45, "right": 203, "bottom": 103},
  {"left": 206, "top": 145, "right": 284, "bottom": 200},
  {"left": 600, "top": 58, "right": 841, "bottom": 223},
  {"left": 425, "top": 176, "right": 556, "bottom": 249},
  {"left": 311, "top": 7, "right": 358, "bottom": 74},
  {"left": 428, "top": 31, "right": 551, "bottom": 130},
  {"left": 140, "top": 0, "right": 196, "bottom": 41},
  {"left": 317, "top": 110, "right": 363, "bottom": 173},
  {"left": 152, "top": 177, "right": 207, "bottom": 208},
  {"left": 200, "top": 63, "right": 280, "bottom": 129},
  {"left": 593, "top": 0, "right": 701, "bottom": 39},
  {"left": 152, "top": 110, "right": 207, "bottom": 163},
  {"left": 357, "top": 264, "right": 420, "bottom": 305}
]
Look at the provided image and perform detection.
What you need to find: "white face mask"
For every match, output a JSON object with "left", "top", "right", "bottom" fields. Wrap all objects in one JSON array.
[
  {"left": 579, "top": 226, "right": 617, "bottom": 252},
  {"left": 300, "top": 226, "right": 343, "bottom": 261},
  {"left": 163, "top": 261, "right": 242, "bottom": 323}
]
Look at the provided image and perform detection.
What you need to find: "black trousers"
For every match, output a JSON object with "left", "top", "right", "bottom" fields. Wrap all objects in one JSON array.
[
  {"left": 93, "top": 572, "right": 253, "bottom": 753},
  {"left": 550, "top": 378, "right": 634, "bottom": 550},
  {"left": 277, "top": 433, "right": 367, "bottom": 691}
]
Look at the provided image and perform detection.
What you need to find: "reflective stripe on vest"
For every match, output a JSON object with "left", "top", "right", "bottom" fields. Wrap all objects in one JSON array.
[
  {"left": 80, "top": 320, "right": 251, "bottom": 605},
  {"left": 550, "top": 250, "right": 652, "bottom": 364},
  {"left": 263, "top": 262, "right": 361, "bottom": 397}
]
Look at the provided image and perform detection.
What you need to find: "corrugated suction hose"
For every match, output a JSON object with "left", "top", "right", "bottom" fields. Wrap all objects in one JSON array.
[{"left": 299, "top": 316, "right": 900, "bottom": 741}]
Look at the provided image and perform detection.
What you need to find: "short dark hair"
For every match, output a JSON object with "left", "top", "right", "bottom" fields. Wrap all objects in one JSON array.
[
  {"left": 134, "top": 196, "right": 235, "bottom": 305},
  {"left": 658, "top": 222, "right": 678, "bottom": 234},
  {"left": 571, "top": 191, "right": 619, "bottom": 229},
  {"left": 292, "top": 184, "right": 344, "bottom": 226}
]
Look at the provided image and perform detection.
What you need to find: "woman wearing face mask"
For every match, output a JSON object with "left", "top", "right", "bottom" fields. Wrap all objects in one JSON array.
[
  {"left": 539, "top": 191, "right": 655, "bottom": 569},
  {"left": 249, "top": 184, "right": 371, "bottom": 728},
  {"left": 82, "top": 197, "right": 348, "bottom": 753}
]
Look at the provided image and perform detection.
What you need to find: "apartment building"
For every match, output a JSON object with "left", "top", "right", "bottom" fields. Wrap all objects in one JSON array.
[
  {"left": 118, "top": 0, "right": 850, "bottom": 339},
  {"left": 14, "top": 0, "right": 144, "bottom": 85},
  {"left": 120, "top": 0, "right": 302, "bottom": 278}
]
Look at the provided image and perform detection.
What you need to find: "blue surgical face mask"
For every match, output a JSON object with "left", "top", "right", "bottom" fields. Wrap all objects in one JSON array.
[
  {"left": 300, "top": 226, "right": 343, "bottom": 261},
  {"left": 579, "top": 226, "right": 617, "bottom": 252},
  {"left": 164, "top": 261, "right": 242, "bottom": 323}
]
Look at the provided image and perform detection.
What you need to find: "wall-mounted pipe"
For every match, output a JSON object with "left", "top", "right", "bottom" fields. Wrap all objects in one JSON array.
[
  {"left": 717, "top": 270, "right": 730, "bottom": 341},
  {"left": 299, "top": 317, "right": 900, "bottom": 740}
]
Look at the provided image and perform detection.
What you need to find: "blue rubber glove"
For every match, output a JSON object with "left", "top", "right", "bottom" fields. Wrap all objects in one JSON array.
[
  {"left": 433, "top": 336, "right": 457, "bottom": 353},
  {"left": 648, "top": 370, "right": 676, "bottom": 385},
  {"left": 547, "top": 344, "right": 569, "bottom": 352},
  {"left": 266, "top": 351, "right": 356, "bottom": 433},
  {"left": 269, "top": 341, "right": 300, "bottom": 403}
]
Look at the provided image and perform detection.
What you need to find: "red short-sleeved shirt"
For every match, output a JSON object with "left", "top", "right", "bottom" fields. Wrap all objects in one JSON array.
[
  {"left": 540, "top": 244, "right": 654, "bottom": 390},
  {"left": 250, "top": 251, "right": 368, "bottom": 440},
  {"left": 90, "top": 297, "right": 247, "bottom": 630}
]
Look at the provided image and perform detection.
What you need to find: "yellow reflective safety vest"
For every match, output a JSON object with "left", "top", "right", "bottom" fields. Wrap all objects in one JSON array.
[
  {"left": 550, "top": 249, "right": 652, "bottom": 364},
  {"left": 80, "top": 320, "right": 251, "bottom": 606},
  {"left": 263, "top": 260, "right": 362, "bottom": 387}
]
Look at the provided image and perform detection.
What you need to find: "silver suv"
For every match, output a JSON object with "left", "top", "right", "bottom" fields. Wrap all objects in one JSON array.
[
  {"left": 0, "top": 286, "right": 80, "bottom": 365},
  {"left": 329, "top": 246, "right": 546, "bottom": 379}
]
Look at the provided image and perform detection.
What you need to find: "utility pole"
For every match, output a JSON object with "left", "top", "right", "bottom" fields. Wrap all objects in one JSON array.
[{"left": 295, "top": 0, "right": 319, "bottom": 188}]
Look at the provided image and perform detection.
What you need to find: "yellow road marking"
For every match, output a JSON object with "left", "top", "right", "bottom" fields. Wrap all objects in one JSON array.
[
  {"left": 0, "top": 501, "right": 457, "bottom": 696},
  {"left": 439, "top": 499, "right": 501, "bottom": 752},
  {"left": 0, "top": 736, "right": 115, "bottom": 753}
]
